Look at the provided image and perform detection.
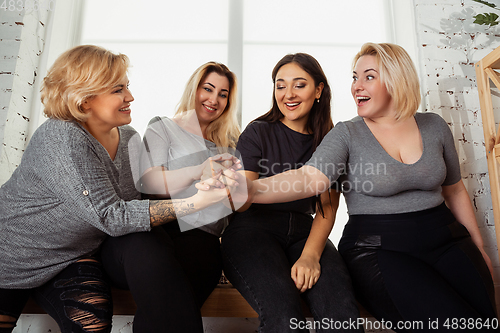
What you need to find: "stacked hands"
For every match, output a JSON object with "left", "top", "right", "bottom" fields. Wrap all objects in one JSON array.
[
  {"left": 195, "top": 153, "right": 251, "bottom": 211},
  {"left": 197, "top": 156, "right": 318, "bottom": 293}
]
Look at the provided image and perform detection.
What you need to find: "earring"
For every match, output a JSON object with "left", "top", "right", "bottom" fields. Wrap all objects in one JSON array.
[{"left": 316, "top": 99, "right": 320, "bottom": 103}]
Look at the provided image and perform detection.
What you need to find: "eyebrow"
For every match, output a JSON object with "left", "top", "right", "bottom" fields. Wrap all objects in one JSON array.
[
  {"left": 112, "top": 81, "right": 129, "bottom": 88},
  {"left": 353, "top": 68, "right": 378, "bottom": 75},
  {"left": 276, "top": 77, "right": 308, "bottom": 82},
  {"left": 203, "top": 82, "right": 229, "bottom": 92}
]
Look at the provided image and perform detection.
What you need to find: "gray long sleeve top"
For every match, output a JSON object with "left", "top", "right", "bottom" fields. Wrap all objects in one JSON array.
[{"left": 0, "top": 119, "right": 151, "bottom": 289}]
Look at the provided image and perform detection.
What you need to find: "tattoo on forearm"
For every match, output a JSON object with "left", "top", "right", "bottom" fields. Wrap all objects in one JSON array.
[{"left": 149, "top": 200, "right": 196, "bottom": 227}]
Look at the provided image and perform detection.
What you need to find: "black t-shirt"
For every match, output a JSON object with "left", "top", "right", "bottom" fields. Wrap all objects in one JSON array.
[{"left": 237, "top": 120, "right": 316, "bottom": 214}]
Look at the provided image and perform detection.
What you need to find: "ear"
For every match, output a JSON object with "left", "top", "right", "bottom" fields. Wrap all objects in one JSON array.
[
  {"left": 82, "top": 100, "right": 90, "bottom": 111},
  {"left": 316, "top": 82, "right": 324, "bottom": 99},
  {"left": 81, "top": 98, "right": 94, "bottom": 112}
]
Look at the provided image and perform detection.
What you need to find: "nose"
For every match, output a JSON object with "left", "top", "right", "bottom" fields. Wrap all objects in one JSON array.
[
  {"left": 208, "top": 92, "right": 218, "bottom": 106},
  {"left": 284, "top": 87, "right": 295, "bottom": 99},
  {"left": 352, "top": 79, "right": 363, "bottom": 92},
  {"left": 125, "top": 88, "right": 134, "bottom": 102}
]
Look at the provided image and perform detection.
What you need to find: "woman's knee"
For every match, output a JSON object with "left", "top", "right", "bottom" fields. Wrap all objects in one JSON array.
[
  {"left": 63, "top": 305, "right": 112, "bottom": 333},
  {"left": 45, "top": 285, "right": 113, "bottom": 333},
  {"left": 35, "top": 260, "right": 113, "bottom": 333}
]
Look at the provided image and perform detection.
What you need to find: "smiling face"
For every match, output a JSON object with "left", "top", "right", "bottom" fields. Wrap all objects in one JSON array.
[
  {"left": 274, "top": 62, "right": 323, "bottom": 131},
  {"left": 194, "top": 72, "right": 230, "bottom": 126},
  {"left": 83, "top": 76, "right": 134, "bottom": 130},
  {"left": 351, "top": 55, "right": 394, "bottom": 120}
]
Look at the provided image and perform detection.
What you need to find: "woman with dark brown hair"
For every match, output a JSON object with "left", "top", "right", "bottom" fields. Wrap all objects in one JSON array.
[{"left": 220, "top": 53, "right": 361, "bottom": 333}]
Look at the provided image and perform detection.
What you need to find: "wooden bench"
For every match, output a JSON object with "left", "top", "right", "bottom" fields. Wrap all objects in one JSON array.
[{"left": 22, "top": 283, "right": 369, "bottom": 318}]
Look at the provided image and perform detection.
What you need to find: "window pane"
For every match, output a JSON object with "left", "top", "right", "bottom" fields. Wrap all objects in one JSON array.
[
  {"left": 82, "top": 0, "right": 229, "bottom": 42},
  {"left": 243, "top": 0, "right": 388, "bottom": 45}
]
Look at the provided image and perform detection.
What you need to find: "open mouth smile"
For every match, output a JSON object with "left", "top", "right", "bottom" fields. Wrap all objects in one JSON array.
[
  {"left": 356, "top": 96, "right": 370, "bottom": 106},
  {"left": 285, "top": 102, "right": 301, "bottom": 110},
  {"left": 204, "top": 104, "right": 217, "bottom": 113}
]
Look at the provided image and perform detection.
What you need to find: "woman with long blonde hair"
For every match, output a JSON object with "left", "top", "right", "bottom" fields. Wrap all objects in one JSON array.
[
  {"left": 0, "top": 45, "right": 239, "bottom": 333},
  {"left": 121, "top": 61, "right": 241, "bottom": 318}
]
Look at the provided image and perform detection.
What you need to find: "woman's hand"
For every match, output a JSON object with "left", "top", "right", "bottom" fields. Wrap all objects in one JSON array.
[
  {"left": 196, "top": 170, "right": 252, "bottom": 211},
  {"left": 199, "top": 154, "right": 242, "bottom": 185},
  {"left": 194, "top": 182, "right": 237, "bottom": 206},
  {"left": 291, "top": 254, "right": 321, "bottom": 293}
]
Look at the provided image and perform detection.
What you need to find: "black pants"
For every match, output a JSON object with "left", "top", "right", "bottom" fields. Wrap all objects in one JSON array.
[
  {"left": 100, "top": 222, "right": 222, "bottom": 333},
  {"left": 222, "top": 209, "right": 362, "bottom": 333},
  {"left": 338, "top": 203, "right": 497, "bottom": 332},
  {"left": 0, "top": 258, "right": 112, "bottom": 333}
]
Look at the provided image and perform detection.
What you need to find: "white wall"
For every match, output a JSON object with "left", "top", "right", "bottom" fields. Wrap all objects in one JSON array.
[{"left": 414, "top": 0, "right": 500, "bottom": 311}]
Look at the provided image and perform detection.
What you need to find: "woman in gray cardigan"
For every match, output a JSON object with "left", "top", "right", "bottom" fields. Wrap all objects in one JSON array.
[{"left": 0, "top": 45, "right": 242, "bottom": 333}]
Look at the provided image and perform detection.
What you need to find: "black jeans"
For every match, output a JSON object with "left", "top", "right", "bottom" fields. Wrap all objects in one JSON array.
[
  {"left": 339, "top": 203, "right": 498, "bottom": 332},
  {"left": 0, "top": 258, "right": 112, "bottom": 333},
  {"left": 100, "top": 223, "right": 222, "bottom": 333},
  {"left": 221, "top": 209, "right": 362, "bottom": 333}
]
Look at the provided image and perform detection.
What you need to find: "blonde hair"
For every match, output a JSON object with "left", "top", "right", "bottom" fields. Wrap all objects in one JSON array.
[
  {"left": 175, "top": 62, "right": 240, "bottom": 149},
  {"left": 41, "top": 45, "right": 130, "bottom": 122},
  {"left": 352, "top": 42, "right": 420, "bottom": 120}
]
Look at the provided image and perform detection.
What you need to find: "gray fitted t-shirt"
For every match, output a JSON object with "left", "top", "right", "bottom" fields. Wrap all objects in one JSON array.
[
  {"left": 141, "top": 116, "right": 230, "bottom": 236},
  {"left": 0, "top": 119, "right": 151, "bottom": 289},
  {"left": 306, "top": 112, "right": 461, "bottom": 215}
]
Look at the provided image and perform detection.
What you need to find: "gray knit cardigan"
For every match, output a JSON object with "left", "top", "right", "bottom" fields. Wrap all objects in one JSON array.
[{"left": 0, "top": 119, "right": 151, "bottom": 289}]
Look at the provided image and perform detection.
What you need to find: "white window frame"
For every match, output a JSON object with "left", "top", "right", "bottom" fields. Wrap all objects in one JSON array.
[
  {"left": 33, "top": 0, "right": 419, "bottom": 131},
  {"left": 31, "top": 0, "right": 418, "bottom": 245}
]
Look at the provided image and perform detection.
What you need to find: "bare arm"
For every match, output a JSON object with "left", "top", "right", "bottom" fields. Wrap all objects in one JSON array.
[
  {"left": 142, "top": 165, "right": 202, "bottom": 197},
  {"left": 148, "top": 185, "right": 233, "bottom": 227},
  {"left": 235, "top": 170, "right": 259, "bottom": 212},
  {"left": 196, "top": 165, "right": 330, "bottom": 209},
  {"left": 291, "top": 189, "right": 341, "bottom": 292},
  {"left": 252, "top": 165, "right": 330, "bottom": 204},
  {"left": 142, "top": 154, "right": 241, "bottom": 197},
  {"left": 441, "top": 180, "right": 494, "bottom": 276}
]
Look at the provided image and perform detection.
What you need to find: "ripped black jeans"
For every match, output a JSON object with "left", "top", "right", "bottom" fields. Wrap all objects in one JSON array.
[{"left": 0, "top": 258, "right": 112, "bottom": 333}]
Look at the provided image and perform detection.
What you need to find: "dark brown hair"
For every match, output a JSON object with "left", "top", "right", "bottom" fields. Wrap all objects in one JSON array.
[{"left": 254, "top": 53, "right": 334, "bottom": 216}]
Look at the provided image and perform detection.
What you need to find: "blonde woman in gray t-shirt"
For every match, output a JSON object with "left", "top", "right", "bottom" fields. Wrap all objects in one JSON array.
[
  {"left": 101, "top": 62, "right": 242, "bottom": 331},
  {"left": 200, "top": 43, "right": 497, "bottom": 332}
]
